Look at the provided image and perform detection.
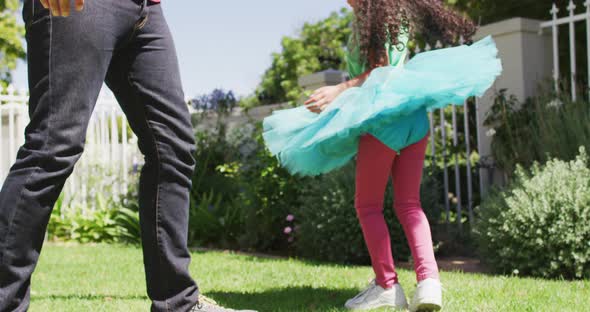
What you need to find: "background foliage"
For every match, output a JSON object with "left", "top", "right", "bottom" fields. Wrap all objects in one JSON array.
[
  {"left": 254, "top": 9, "right": 353, "bottom": 106},
  {"left": 476, "top": 149, "right": 590, "bottom": 279},
  {"left": 485, "top": 88, "right": 590, "bottom": 175},
  {"left": 0, "top": 0, "right": 25, "bottom": 88}
]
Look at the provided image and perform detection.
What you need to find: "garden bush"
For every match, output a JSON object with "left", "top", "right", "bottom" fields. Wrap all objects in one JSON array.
[
  {"left": 48, "top": 191, "right": 140, "bottom": 244},
  {"left": 189, "top": 112, "right": 307, "bottom": 252},
  {"left": 233, "top": 129, "right": 307, "bottom": 252},
  {"left": 485, "top": 88, "right": 590, "bottom": 174},
  {"left": 476, "top": 148, "right": 590, "bottom": 279},
  {"left": 188, "top": 124, "right": 246, "bottom": 249},
  {"left": 48, "top": 168, "right": 141, "bottom": 244},
  {"left": 295, "top": 163, "right": 444, "bottom": 265}
]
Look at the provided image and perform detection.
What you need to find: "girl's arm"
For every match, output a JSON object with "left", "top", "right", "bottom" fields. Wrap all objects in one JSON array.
[
  {"left": 341, "top": 68, "right": 372, "bottom": 88},
  {"left": 304, "top": 68, "right": 370, "bottom": 113},
  {"left": 305, "top": 51, "right": 389, "bottom": 113},
  {"left": 343, "top": 48, "right": 390, "bottom": 88}
]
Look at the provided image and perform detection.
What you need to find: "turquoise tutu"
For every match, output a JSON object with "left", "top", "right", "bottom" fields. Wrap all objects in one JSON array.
[{"left": 263, "top": 36, "right": 502, "bottom": 176}]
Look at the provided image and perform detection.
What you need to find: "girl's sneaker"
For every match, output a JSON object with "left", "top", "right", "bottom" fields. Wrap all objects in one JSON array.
[
  {"left": 345, "top": 280, "right": 408, "bottom": 310},
  {"left": 409, "top": 278, "right": 442, "bottom": 312}
]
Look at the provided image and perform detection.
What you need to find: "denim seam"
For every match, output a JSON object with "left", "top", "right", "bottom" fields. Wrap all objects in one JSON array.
[
  {"left": 3, "top": 11, "right": 54, "bottom": 254},
  {"left": 149, "top": 109, "right": 170, "bottom": 312},
  {"left": 0, "top": 11, "right": 53, "bottom": 306},
  {"left": 129, "top": 78, "right": 170, "bottom": 312}
]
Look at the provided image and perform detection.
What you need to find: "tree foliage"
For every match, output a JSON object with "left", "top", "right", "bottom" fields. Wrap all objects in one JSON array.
[
  {"left": 0, "top": 0, "right": 25, "bottom": 88},
  {"left": 190, "top": 88, "right": 237, "bottom": 113},
  {"left": 449, "top": 0, "right": 565, "bottom": 25},
  {"left": 252, "top": 1, "right": 563, "bottom": 106},
  {"left": 256, "top": 8, "right": 353, "bottom": 105}
]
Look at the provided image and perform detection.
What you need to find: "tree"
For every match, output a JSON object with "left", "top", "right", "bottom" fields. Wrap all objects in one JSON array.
[
  {"left": 0, "top": 0, "right": 25, "bottom": 88},
  {"left": 256, "top": 8, "right": 353, "bottom": 106},
  {"left": 253, "top": 1, "right": 566, "bottom": 106},
  {"left": 447, "top": 0, "right": 566, "bottom": 25},
  {"left": 453, "top": 0, "right": 587, "bottom": 93},
  {"left": 253, "top": 3, "right": 478, "bottom": 106},
  {"left": 191, "top": 88, "right": 237, "bottom": 114}
]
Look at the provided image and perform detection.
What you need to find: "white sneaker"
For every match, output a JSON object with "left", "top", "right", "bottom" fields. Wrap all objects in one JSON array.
[
  {"left": 409, "top": 278, "right": 442, "bottom": 312},
  {"left": 345, "top": 280, "right": 408, "bottom": 310}
]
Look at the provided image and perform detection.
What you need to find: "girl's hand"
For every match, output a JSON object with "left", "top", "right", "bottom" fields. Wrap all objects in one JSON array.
[{"left": 305, "top": 84, "right": 347, "bottom": 114}]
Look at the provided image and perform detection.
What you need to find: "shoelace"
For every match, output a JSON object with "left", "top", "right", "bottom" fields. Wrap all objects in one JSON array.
[
  {"left": 351, "top": 280, "right": 377, "bottom": 301},
  {"left": 192, "top": 295, "right": 221, "bottom": 311}
]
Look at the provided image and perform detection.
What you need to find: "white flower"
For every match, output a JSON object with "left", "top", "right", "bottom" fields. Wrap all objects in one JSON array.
[
  {"left": 512, "top": 269, "right": 520, "bottom": 275},
  {"left": 486, "top": 128, "right": 496, "bottom": 137},
  {"left": 548, "top": 98, "right": 563, "bottom": 108}
]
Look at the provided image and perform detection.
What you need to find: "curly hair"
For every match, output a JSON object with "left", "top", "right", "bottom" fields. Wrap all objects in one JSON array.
[{"left": 353, "top": 0, "right": 476, "bottom": 68}]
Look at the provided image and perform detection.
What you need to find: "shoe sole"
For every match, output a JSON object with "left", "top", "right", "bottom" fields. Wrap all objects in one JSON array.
[
  {"left": 413, "top": 303, "right": 442, "bottom": 312},
  {"left": 345, "top": 301, "right": 408, "bottom": 311}
]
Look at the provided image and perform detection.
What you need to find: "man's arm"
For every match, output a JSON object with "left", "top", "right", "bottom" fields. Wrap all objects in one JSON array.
[{"left": 39, "top": 0, "right": 84, "bottom": 17}]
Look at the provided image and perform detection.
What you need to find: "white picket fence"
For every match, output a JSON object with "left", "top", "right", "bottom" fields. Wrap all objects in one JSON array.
[
  {"left": 0, "top": 86, "right": 141, "bottom": 215},
  {"left": 410, "top": 40, "right": 476, "bottom": 232},
  {"left": 541, "top": 0, "right": 590, "bottom": 100}
]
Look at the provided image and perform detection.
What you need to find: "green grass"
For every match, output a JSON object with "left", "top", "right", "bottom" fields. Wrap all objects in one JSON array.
[{"left": 30, "top": 244, "right": 589, "bottom": 312}]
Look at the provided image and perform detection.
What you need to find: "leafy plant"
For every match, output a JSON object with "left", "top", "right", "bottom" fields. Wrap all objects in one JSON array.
[
  {"left": 296, "top": 163, "right": 445, "bottom": 264},
  {"left": 0, "top": 0, "right": 25, "bottom": 87},
  {"left": 49, "top": 193, "right": 120, "bottom": 243},
  {"left": 485, "top": 88, "right": 590, "bottom": 175},
  {"left": 234, "top": 127, "right": 307, "bottom": 252},
  {"left": 189, "top": 190, "right": 244, "bottom": 248},
  {"left": 256, "top": 9, "right": 353, "bottom": 105},
  {"left": 48, "top": 171, "right": 142, "bottom": 244},
  {"left": 476, "top": 148, "right": 590, "bottom": 279}
]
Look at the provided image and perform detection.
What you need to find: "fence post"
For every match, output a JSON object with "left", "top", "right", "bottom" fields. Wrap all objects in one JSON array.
[
  {"left": 586, "top": 0, "right": 590, "bottom": 98},
  {"left": 474, "top": 18, "right": 553, "bottom": 196},
  {"left": 439, "top": 109, "right": 450, "bottom": 225},
  {"left": 451, "top": 105, "right": 463, "bottom": 233},
  {"left": 551, "top": 4, "right": 560, "bottom": 93},
  {"left": 568, "top": 1, "right": 578, "bottom": 100}
]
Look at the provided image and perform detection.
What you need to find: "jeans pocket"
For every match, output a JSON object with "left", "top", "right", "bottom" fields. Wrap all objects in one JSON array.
[{"left": 23, "top": 0, "right": 50, "bottom": 32}]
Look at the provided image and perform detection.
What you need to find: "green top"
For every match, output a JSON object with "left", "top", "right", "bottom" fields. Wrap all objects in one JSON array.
[
  {"left": 344, "top": 26, "right": 430, "bottom": 154},
  {"left": 345, "top": 28, "right": 410, "bottom": 78}
]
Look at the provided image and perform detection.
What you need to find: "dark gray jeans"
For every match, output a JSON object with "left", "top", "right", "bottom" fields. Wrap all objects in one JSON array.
[{"left": 0, "top": 1, "right": 199, "bottom": 311}]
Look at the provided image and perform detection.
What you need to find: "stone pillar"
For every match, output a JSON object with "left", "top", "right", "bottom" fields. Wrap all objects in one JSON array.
[
  {"left": 474, "top": 18, "right": 553, "bottom": 195},
  {"left": 298, "top": 69, "right": 346, "bottom": 92}
]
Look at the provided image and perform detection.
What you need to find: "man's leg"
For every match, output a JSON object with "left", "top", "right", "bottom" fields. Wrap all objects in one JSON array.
[
  {"left": 0, "top": 1, "right": 125, "bottom": 310},
  {"left": 104, "top": 4, "right": 199, "bottom": 311}
]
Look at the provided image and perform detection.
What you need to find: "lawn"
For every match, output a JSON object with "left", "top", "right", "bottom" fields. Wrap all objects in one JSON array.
[{"left": 30, "top": 244, "right": 589, "bottom": 312}]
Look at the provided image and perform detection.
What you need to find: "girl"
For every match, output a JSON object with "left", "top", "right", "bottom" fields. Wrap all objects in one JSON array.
[{"left": 263, "top": 0, "right": 501, "bottom": 311}]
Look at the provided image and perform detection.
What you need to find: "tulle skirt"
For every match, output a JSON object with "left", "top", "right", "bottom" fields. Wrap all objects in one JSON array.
[{"left": 263, "top": 36, "right": 502, "bottom": 176}]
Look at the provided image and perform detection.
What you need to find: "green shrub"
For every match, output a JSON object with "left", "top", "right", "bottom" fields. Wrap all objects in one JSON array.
[
  {"left": 295, "top": 163, "right": 384, "bottom": 264},
  {"left": 485, "top": 89, "right": 590, "bottom": 174},
  {"left": 48, "top": 173, "right": 142, "bottom": 244},
  {"left": 115, "top": 177, "right": 141, "bottom": 244},
  {"left": 189, "top": 117, "right": 307, "bottom": 252},
  {"left": 295, "top": 163, "right": 443, "bottom": 265},
  {"left": 49, "top": 194, "right": 126, "bottom": 243},
  {"left": 189, "top": 125, "right": 244, "bottom": 248},
  {"left": 476, "top": 148, "right": 590, "bottom": 279},
  {"left": 188, "top": 190, "right": 245, "bottom": 249},
  {"left": 188, "top": 107, "right": 450, "bottom": 260},
  {"left": 233, "top": 128, "right": 307, "bottom": 252}
]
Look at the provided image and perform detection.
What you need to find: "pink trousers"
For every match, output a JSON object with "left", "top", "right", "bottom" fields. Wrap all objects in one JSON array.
[{"left": 355, "top": 134, "right": 439, "bottom": 288}]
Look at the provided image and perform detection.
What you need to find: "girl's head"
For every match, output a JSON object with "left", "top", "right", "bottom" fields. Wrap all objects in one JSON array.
[{"left": 350, "top": 0, "right": 476, "bottom": 67}]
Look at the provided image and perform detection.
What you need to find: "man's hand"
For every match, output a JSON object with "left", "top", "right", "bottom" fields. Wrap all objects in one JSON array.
[{"left": 39, "top": 0, "right": 84, "bottom": 17}]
